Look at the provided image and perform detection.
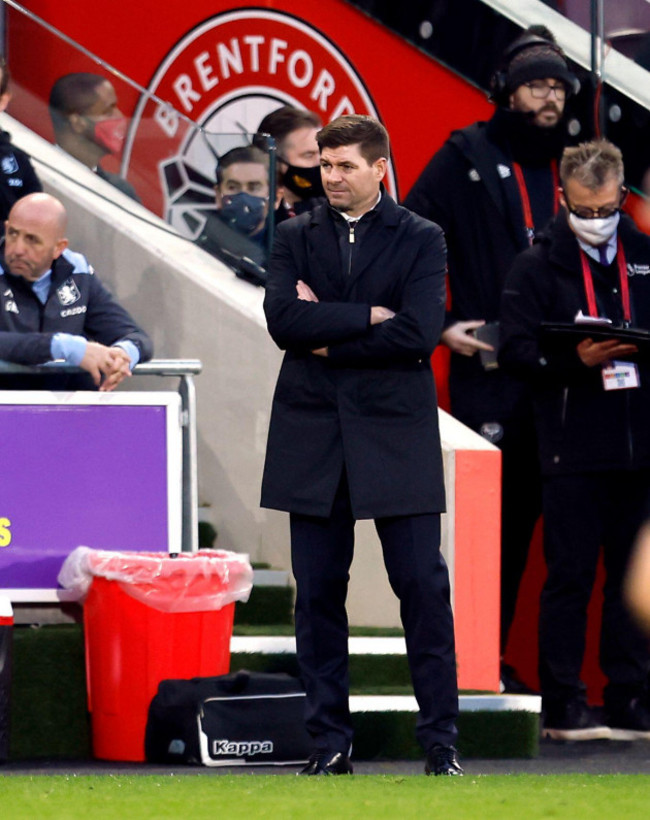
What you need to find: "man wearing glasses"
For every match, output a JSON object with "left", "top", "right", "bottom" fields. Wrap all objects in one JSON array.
[
  {"left": 500, "top": 139, "right": 650, "bottom": 742},
  {"left": 404, "top": 26, "right": 578, "bottom": 694}
]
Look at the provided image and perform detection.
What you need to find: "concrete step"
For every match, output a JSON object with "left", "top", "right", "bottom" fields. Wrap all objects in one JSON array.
[{"left": 229, "top": 634, "right": 540, "bottom": 758}]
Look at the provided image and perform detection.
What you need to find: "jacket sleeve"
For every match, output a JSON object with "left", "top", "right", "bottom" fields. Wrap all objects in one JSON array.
[
  {"left": 403, "top": 142, "right": 466, "bottom": 329},
  {"left": 0, "top": 331, "right": 54, "bottom": 364},
  {"left": 82, "top": 274, "right": 153, "bottom": 362},
  {"left": 499, "top": 250, "right": 590, "bottom": 382},
  {"left": 17, "top": 150, "right": 43, "bottom": 197},
  {"left": 327, "top": 222, "right": 447, "bottom": 365},
  {"left": 264, "top": 222, "right": 371, "bottom": 351},
  {"left": 402, "top": 142, "right": 458, "bottom": 236}
]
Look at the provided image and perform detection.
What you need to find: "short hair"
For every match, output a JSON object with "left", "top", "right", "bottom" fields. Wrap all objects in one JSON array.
[
  {"left": 215, "top": 145, "right": 269, "bottom": 185},
  {"left": 316, "top": 115, "right": 390, "bottom": 165},
  {"left": 254, "top": 106, "right": 321, "bottom": 154},
  {"left": 49, "top": 73, "right": 107, "bottom": 133},
  {"left": 0, "top": 56, "right": 10, "bottom": 97},
  {"left": 560, "top": 139, "right": 625, "bottom": 190}
]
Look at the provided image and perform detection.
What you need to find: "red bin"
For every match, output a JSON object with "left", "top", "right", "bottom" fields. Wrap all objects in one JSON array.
[{"left": 59, "top": 548, "right": 253, "bottom": 762}]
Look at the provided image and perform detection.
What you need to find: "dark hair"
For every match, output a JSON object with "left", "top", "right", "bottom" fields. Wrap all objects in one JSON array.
[
  {"left": 316, "top": 115, "right": 389, "bottom": 165},
  {"left": 560, "top": 139, "right": 624, "bottom": 190},
  {"left": 49, "top": 73, "right": 107, "bottom": 134},
  {"left": 0, "top": 56, "right": 10, "bottom": 97},
  {"left": 254, "top": 105, "right": 321, "bottom": 154},
  {"left": 215, "top": 145, "right": 269, "bottom": 185}
]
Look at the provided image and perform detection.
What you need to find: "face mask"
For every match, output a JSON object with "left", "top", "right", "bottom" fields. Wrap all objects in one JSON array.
[
  {"left": 281, "top": 163, "right": 325, "bottom": 199},
  {"left": 219, "top": 192, "right": 267, "bottom": 235},
  {"left": 87, "top": 116, "right": 127, "bottom": 155},
  {"left": 568, "top": 211, "right": 620, "bottom": 246}
]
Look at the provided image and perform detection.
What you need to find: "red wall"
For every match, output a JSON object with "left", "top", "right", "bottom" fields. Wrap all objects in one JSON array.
[{"left": 7, "top": 0, "right": 493, "bottom": 202}]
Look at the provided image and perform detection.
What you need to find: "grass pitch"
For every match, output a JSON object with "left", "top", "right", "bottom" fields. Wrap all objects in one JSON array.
[{"left": 3, "top": 774, "right": 650, "bottom": 820}]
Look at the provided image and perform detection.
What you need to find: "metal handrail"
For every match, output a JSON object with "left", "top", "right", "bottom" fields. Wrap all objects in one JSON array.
[{"left": 0, "top": 358, "right": 202, "bottom": 375}]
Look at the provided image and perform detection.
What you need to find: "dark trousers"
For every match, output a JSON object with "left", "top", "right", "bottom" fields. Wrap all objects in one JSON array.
[
  {"left": 290, "top": 474, "right": 459, "bottom": 755},
  {"left": 539, "top": 470, "right": 650, "bottom": 709}
]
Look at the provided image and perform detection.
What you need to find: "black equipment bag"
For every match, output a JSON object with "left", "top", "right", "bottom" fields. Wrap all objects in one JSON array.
[{"left": 145, "top": 669, "right": 312, "bottom": 766}]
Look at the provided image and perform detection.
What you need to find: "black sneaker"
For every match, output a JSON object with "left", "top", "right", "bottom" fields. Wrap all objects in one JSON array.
[
  {"left": 542, "top": 698, "right": 611, "bottom": 741},
  {"left": 424, "top": 744, "right": 464, "bottom": 776},
  {"left": 607, "top": 698, "right": 650, "bottom": 741},
  {"left": 299, "top": 750, "right": 353, "bottom": 775}
]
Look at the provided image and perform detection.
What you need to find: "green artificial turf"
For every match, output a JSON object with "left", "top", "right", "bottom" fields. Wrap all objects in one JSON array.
[
  {"left": 235, "top": 587, "right": 295, "bottom": 626},
  {"left": 9, "top": 624, "right": 537, "bottom": 760},
  {"left": 10, "top": 626, "right": 90, "bottom": 759},
  {"left": 3, "top": 774, "right": 650, "bottom": 820}
]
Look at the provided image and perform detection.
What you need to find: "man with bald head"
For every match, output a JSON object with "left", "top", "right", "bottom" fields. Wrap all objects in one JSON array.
[{"left": 0, "top": 192, "right": 151, "bottom": 390}]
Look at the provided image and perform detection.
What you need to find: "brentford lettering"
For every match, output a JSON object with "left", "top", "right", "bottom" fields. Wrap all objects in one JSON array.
[
  {"left": 124, "top": 8, "right": 394, "bottom": 218},
  {"left": 162, "top": 35, "right": 352, "bottom": 127}
]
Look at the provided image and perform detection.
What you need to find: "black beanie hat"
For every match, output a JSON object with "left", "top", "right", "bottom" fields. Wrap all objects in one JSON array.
[{"left": 506, "top": 43, "right": 575, "bottom": 93}]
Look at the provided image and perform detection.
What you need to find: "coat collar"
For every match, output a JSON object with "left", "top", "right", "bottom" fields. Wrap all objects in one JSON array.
[{"left": 306, "top": 190, "right": 402, "bottom": 293}]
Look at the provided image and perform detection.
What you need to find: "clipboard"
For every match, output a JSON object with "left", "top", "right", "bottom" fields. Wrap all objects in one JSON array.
[{"left": 540, "top": 322, "right": 650, "bottom": 358}]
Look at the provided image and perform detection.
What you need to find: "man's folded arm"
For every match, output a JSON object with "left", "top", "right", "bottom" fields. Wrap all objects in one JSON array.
[
  {"left": 327, "top": 232, "right": 447, "bottom": 364},
  {"left": 83, "top": 275, "right": 153, "bottom": 365},
  {"left": 0, "top": 331, "right": 56, "bottom": 365},
  {"left": 264, "top": 229, "right": 371, "bottom": 350}
]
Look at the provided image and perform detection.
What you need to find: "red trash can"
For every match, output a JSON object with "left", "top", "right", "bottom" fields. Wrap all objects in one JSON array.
[{"left": 59, "top": 548, "right": 253, "bottom": 762}]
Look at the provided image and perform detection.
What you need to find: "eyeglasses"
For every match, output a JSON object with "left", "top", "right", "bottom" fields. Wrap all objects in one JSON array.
[
  {"left": 562, "top": 187, "right": 628, "bottom": 220},
  {"left": 524, "top": 81, "right": 567, "bottom": 100}
]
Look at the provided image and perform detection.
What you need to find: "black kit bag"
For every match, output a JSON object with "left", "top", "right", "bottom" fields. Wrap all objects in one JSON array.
[{"left": 145, "top": 670, "right": 312, "bottom": 766}]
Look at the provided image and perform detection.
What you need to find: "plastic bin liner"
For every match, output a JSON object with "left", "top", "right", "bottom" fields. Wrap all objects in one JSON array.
[{"left": 58, "top": 547, "right": 253, "bottom": 613}]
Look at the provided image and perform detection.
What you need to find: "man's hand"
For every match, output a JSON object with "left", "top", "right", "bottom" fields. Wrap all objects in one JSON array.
[
  {"left": 79, "top": 342, "right": 132, "bottom": 391},
  {"left": 441, "top": 320, "right": 493, "bottom": 356},
  {"left": 101, "top": 346, "right": 133, "bottom": 392},
  {"left": 297, "top": 280, "right": 319, "bottom": 302},
  {"left": 370, "top": 306, "right": 396, "bottom": 325},
  {"left": 576, "top": 338, "right": 639, "bottom": 367}
]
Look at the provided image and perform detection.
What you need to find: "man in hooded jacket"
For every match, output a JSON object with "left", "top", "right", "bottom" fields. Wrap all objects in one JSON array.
[{"left": 404, "top": 27, "right": 578, "bottom": 688}]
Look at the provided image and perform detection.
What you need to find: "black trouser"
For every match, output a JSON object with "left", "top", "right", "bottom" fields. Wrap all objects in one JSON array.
[
  {"left": 539, "top": 470, "right": 650, "bottom": 709},
  {"left": 290, "top": 474, "right": 459, "bottom": 755}
]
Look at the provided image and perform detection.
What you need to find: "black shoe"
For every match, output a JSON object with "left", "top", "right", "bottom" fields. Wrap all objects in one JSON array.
[
  {"left": 606, "top": 698, "right": 650, "bottom": 740},
  {"left": 299, "top": 750, "right": 353, "bottom": 775},
  {"left": 500, "top": 663, "right": 539, "bottom": 695},
  {"left": 542, "top": 698, "right": 611, "bottom": 741},
  {"left": 425, "top": 744, "right": 464, "bottom": 776}
]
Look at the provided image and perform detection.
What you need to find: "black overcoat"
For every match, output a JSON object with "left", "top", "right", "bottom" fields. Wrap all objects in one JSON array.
[{"left": 260, "top": 195, "right": 447, "bottom": 519}]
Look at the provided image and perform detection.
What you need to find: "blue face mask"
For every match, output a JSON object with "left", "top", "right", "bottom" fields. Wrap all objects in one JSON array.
[{"left": 219, "top": 192, "right": 267, "bottom": 236}]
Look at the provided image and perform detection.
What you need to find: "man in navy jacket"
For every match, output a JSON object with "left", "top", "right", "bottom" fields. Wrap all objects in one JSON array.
[
  {"left": 261, "top": 115, "right": 461, "bottom": 776},
  {"left": 500, "top": 140, "right": 650, "bottom": 741},
  {"left": 0, "top": 192, "right": 151, "bottom": 390}
]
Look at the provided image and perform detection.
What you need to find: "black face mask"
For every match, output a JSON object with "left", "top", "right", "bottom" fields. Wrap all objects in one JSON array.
[{"left": 281, "top": 163, "right": 325, "bottom": 200}]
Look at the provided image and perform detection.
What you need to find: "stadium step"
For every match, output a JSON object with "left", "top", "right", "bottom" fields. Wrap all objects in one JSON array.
[{"left": 230, "top": 635, "right": 541, "bottom": 759}]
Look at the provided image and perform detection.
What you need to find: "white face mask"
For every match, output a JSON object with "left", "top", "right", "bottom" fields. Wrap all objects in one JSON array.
[{"left": 568, "top": 211, "right": 620, "bottom": 246}]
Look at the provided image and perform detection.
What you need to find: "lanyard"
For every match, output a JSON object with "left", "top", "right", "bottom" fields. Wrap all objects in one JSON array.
[
  {"left": 512, "top": 160, "right": 560, "bottom": 246},
  {"left": 579, "top": 239, "right": 631, "bottom": 325}
]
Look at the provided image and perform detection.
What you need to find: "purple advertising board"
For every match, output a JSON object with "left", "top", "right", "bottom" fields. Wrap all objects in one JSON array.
[{"left": 0, "top": 392, "right": 182, "bottom": 596}]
